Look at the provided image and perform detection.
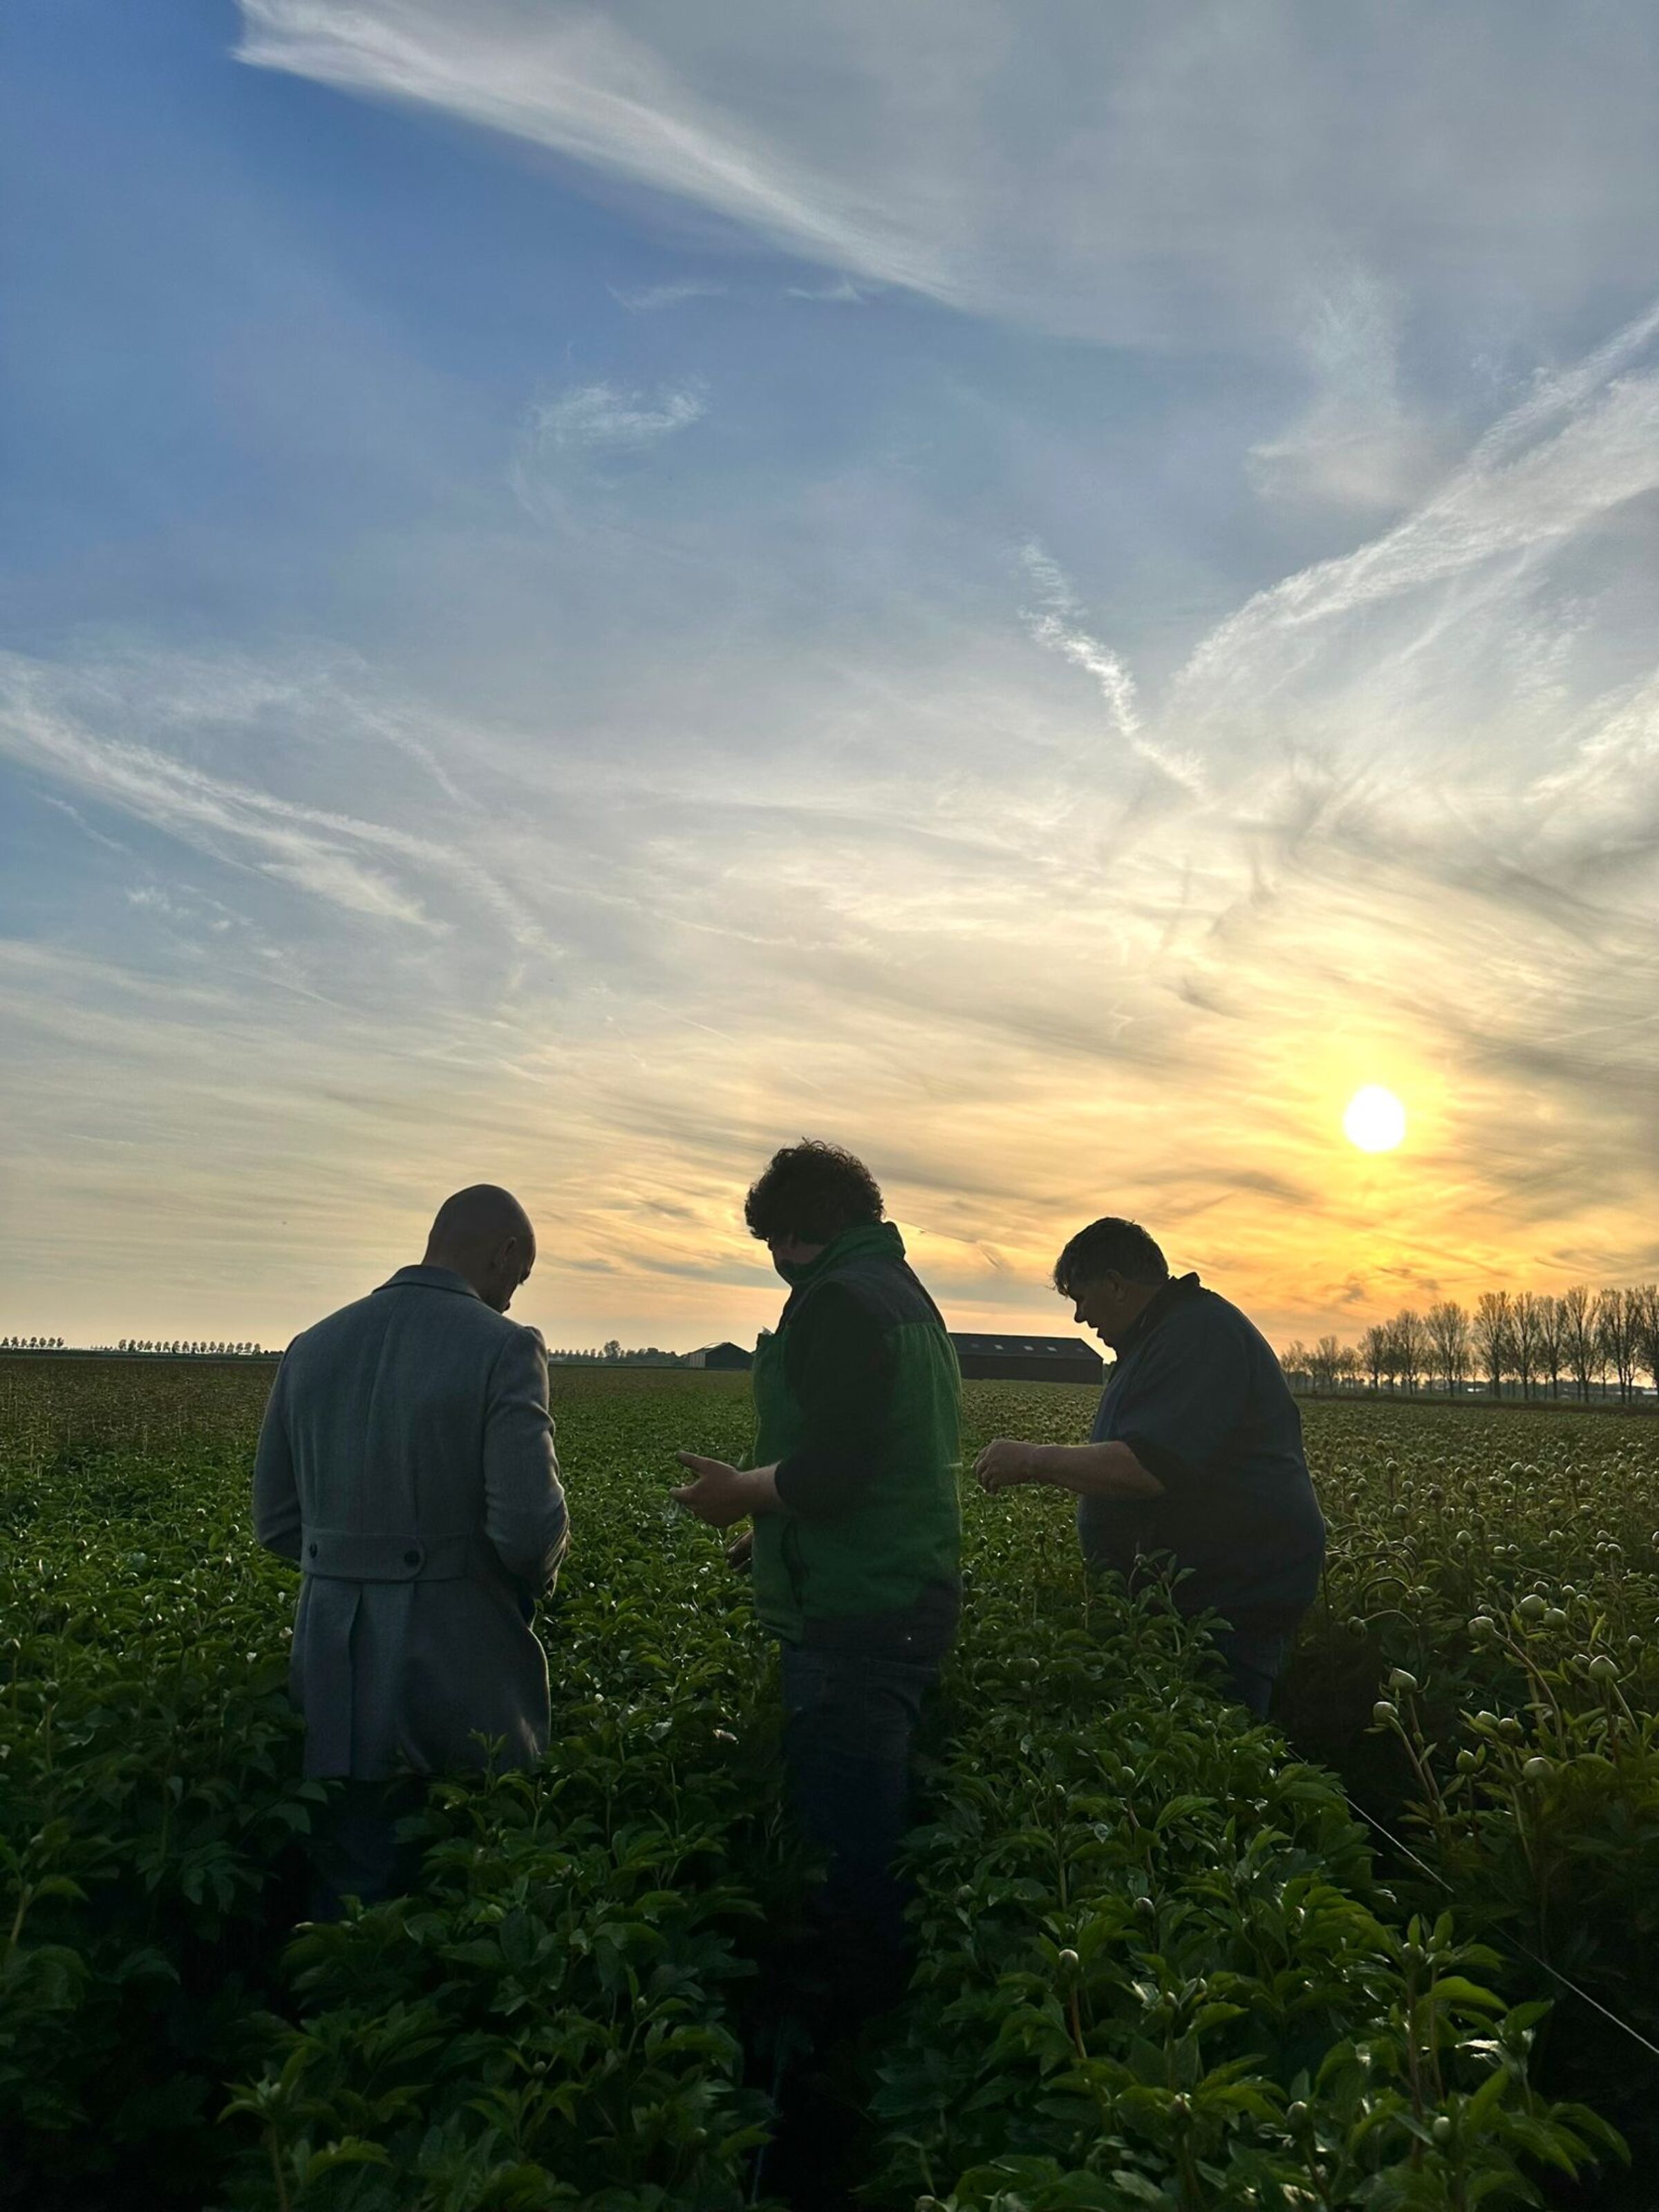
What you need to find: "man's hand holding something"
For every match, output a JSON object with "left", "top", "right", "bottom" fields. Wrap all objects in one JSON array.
[
  {"left": 974, "top": 1437, "right": 1165, "bottom": 1501},
  {"left": 974, "top": 1438, "right": 1048, "bottom": 1492},
  {"left": 672, "top": 1454, "right": 780, "bottom": 1529}
]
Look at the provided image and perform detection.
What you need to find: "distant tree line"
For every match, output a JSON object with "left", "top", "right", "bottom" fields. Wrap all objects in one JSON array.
[
  {"left": 547, "top": 1342, "right": 686, "bottom": 1366},
  {"left": 2, "top": 1339, "right": 273, "bottom": 1356},
  {"left": 110, "top": 1340, "right": 270, "bottom": 1357},
  {"left": 1282, "top": 1284, "right": 1659, "bottom": 1403},
  {"left": 5, "top": 1335, "right": 688, "bottom": 1363}
]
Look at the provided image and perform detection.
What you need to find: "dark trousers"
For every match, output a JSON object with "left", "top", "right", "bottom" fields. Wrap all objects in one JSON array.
[
  {"left": 778, "top": 1641, "right": 941, "bottom": 1971},
  {"left": 1208, "top": 1626, "right": 1293, "bottom": 1718},
  {"left": 308, "top": 1777, "right": 428, "bottom": 1920}
]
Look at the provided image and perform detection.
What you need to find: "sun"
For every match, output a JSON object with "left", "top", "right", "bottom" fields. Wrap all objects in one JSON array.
[{"left": 1343, "top": 1085, "right": 1407, "bottom": 1153}]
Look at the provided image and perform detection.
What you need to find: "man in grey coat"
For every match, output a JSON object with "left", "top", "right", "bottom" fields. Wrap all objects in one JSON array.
[{"left": 254, "top": 1185, "right": 569, "bottom": 1909}]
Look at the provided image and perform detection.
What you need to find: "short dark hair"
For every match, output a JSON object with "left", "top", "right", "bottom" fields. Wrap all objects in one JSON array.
[
  {"left": 744, "top": 1141, "right": 884, "bottom": 1244},
  {"left": 1053, "top": 1217, "right": 1169, "bottom": 1297}
]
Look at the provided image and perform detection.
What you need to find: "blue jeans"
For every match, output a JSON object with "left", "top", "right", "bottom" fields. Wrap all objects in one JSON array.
[
  {"left": 1208, "top": 1627, "right": 1293, "bottom": 1718},
  {"left": 778, "top": 1642, "right": 941, "bottom": 1961}
]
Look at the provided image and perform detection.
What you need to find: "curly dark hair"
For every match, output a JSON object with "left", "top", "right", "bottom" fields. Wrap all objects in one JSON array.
[
  {"left": 1052, "top": 1217, "right": 1168, "bottom": 1297},
  {"left": 743, "top": 1141, "right": 884, "bottom": 1245}
]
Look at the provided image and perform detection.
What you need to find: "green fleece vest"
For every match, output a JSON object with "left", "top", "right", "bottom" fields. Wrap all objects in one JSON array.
[{"left": 749, "top": 1221, "right": 962, "bottom": 1641}]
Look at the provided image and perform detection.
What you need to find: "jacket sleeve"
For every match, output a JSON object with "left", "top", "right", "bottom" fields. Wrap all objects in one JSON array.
[
  {"left": 483, "top": 1324, "right": 569, "bottom": 1593},
  {"left": 252, "top": 1354, "right": 303, "bottom": 1562},
  {"left": 1112, "top": 1309, "right": 1253, "bottom": 1503}
]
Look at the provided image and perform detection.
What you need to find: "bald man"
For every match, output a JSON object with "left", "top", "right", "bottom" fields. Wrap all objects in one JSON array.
[{"left": 254, "top": 1186, "right": 569, "bottom": 1910}]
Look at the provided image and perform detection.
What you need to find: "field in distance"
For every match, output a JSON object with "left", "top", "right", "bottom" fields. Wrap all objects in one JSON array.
[{"left": 2, "top": 1357, "right": 1655, "bottom": 2211}]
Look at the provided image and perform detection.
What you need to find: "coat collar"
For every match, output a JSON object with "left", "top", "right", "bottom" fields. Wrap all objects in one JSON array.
[
  {"left": 1114, "top": 1271, "right": 1202, "bottom": 1358},
  {"left": 377, "top": 1264, "right": 485, "bottom": 1302},
  {"left": 782, "top": 1219, "right": 906, "bottom": 1289}
]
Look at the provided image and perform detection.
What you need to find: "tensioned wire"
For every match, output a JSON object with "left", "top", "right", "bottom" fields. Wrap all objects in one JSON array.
[{"left": 1339, "top": 1788, "right": 1659, "bottom": 2064}]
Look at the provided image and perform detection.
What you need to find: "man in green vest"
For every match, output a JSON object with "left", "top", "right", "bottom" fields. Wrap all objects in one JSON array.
[{"left": 673, "top": 1140, "right": 962, "bottom": 2002}]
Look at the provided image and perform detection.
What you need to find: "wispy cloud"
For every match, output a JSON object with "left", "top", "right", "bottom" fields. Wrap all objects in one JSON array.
[
  {"left": 1248, "top": 269, "right": 1441, "bottom": 514},
  {"left": 0, "top": 650, "right": 543, "bottom": 948},
  {"left": 0, "top": 655, "right": 435, "bottom": 926},
  {"left": 10, "top": 4, "right": 1659, "bottom": 1349},
  {"left": 784, "top": 276, "right": 864, "bottom": 303},
  {"left": 1170, "top": 297, "right": 1659, "bottom": 746},
  {"left": 523, "top": 379, "right": 706, "bottom": 453},
  {"left": 509, "top": 377, "right": 706, "bottom": 517},
  {"left": 236, "top": 3, "right": 955, "bottom": 303},
  {"left": 234, "top": 2, "right": 1659, "bottom": 351},
  {"left": 1018, "top": 543, "right": 1208, "bottom": 798},
  {"left": 12, "top": 281, "right": 1659, "bottom": 1341},
  {"left": 608, "top": 276, "right": 728, "bottom": 312}
]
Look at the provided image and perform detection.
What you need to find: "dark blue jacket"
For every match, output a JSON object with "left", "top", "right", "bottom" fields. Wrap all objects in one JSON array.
[{"left": 1078, "top": 1274, "right": 1324, "bottom": 1633}]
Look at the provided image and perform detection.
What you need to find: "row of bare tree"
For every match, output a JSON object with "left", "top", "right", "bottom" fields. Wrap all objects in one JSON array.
[
  {"left": 113, "top": 1340, "right": 268, "bottom": 1357},
  {"left": 1, "top": 1335, "right": 67, "bottom": 1351},
  {"left": 1282, "top": 1285, "right": 1659, "bottom": 1401}
]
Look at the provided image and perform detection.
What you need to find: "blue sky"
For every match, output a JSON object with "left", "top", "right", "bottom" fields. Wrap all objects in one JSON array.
[{"left": 4, "top": 1, "right": 1658, "bottom": 1350}]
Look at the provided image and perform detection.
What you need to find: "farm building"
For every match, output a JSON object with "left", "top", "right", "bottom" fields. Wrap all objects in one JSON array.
[
  {"left": 686, "top": 1341, "right": 753, "bottom": 1371},
  {"left": 949, "top": 1333, "right": 1104, "bottom": 1385}
]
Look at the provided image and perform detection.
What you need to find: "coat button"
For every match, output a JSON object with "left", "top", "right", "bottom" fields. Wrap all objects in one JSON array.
[{"left": 404, "top": 1549, "right": 420, "bottom": 1566}]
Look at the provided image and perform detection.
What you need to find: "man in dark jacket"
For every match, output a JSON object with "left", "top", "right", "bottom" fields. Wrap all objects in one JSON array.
[
  {"left": 673, "top": 1141, "right": 962, "bottom": 1995},
  {"left": 975, "top": 1216, "right": 1324, "bottom": 1718}
]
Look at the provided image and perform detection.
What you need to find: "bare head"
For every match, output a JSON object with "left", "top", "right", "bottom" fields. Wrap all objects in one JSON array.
[
  {"left": 423, "top": 1185, "right": 536, "bottom": 1313},
  {"left": 743, "top": 1140, "right": 883, "bottom": 1281},
  {"left": 1052, "top": 1217, "right": 1169, "bottom": 1350}
]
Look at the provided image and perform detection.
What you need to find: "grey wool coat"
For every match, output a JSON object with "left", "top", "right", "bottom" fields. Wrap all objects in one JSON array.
[{"left": 253, "top": 1265, "right": 570, "bottom": 1780}]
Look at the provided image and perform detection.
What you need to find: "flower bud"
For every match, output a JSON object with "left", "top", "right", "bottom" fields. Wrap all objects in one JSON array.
[
  {"left": 1058, "top": 1948, "right": 1080, "bottom": 1971},
  {"left": 1517, "top": 1595, "right": 1547, "bottom": 1622},
  {"left": 1522, "top": 1756, "right": 1552, "bottom": 1782},
  {"left": 1588, "top": 1655, "right": 1619, "bottom": 1684},
  {"left": 1387, "top": 1667, "right": 1419, "bottom": 1694},
  {"left": 1372, "top": 1700, "right": 1399, "bottom": 1725}
]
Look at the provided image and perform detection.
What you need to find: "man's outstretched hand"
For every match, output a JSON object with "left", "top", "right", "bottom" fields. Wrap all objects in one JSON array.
[
  {"left": 974, "top": 1438, "right": 1047, "bottom": 1492},
  {"left": 975, "top": 1437, "right": 1161, "bottom": 1501},
  {"left": 672, "top": 1453, "right": 778, "bottom": 1528}
]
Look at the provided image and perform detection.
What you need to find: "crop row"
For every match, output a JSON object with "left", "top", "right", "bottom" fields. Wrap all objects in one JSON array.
[
  {"left": 1280, "top": 1404, "right": 1659, "bottom": 2162},
  {"left": 3, "top": 1362, "right": 1650, "bottom": 2210},
  {"left": 870, "top": 1495, "right": 1621, "bottom": 2209},
  {"left": 1, "top": 1366, "right": 789, "bottom": 2209}
]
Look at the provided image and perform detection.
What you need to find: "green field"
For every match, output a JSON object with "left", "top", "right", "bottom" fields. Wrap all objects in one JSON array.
[{"left": 3, "top": 1358, "right": 1657, "bottom": 2210}]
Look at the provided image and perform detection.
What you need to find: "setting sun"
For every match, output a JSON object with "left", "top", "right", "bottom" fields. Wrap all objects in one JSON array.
[{"left": 1343, "top": 1085, "right": 1407, "bottom": 1153}]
